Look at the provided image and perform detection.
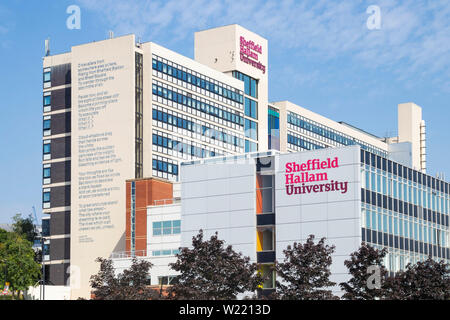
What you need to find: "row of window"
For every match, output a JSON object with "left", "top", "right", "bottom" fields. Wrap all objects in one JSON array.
[
  {"left": 157, "top": 275, "right": 178, "bottom": 285},
  {"left": 152, "top": 249, "right": 180, "bottom": 257},
  {"left": 362, "top": 189, "right": 449, "bottom": 227},
  {"left": 232, "top": 71, "right": 258, "bottom": 98},
  {"left": 152, "top": 220, "right": 181, "bottom": 236},
  {"left": 152, "top": 57, "right": 243, "bottom": 104},
  {"left": 368, "top": 243, "right": 447, "bottom": 273},
  {"left": 362, "top": 205, "right": 448, "bottom": 246},
  {"left": 363, "top": 167, "right": 448, "bottom": 214},
  {"left": 288, "top": 112, "right": 386, "bottom": 157},
  {"left": 362, "top": 150, "right": 449, "bottom": 194},
  {"left": 153, "top": 132, "right": 220, "bottom": 159},
  {"left": 152, "top": 82, "right": 244, "bottom": 127},
  {"left": 152, "top": 108, "right": 245, "bottom": 148},
  {"left": 152, "top": 158, "right": 179, "bottom": 176},
  {"left": 362, "top": 228, "right": 449, "bottom": 260},
  {"left": 287, "top": 133, "right": 326, "bottom": 151}
]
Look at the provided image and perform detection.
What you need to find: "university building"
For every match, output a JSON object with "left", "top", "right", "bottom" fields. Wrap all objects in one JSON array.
[{"left": 40, "top": 24, "right": 446, "bottom": 299}]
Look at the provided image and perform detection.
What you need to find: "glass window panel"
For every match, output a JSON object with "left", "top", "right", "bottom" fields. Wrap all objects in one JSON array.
[
  {"left": 43, "top": 143, "right": 51, "bottom": 154},
  {"left": 43, "top": 72, "right": 51, "bottom": 82},
  {"left": 43, "top": 95, "right": 51, "bottom": 106},
  {"left": 43, "top": 192, "right": 50, "bottom": 203},
  {"left": 43, "top": 168, "right": 51, "bottom": 178}
]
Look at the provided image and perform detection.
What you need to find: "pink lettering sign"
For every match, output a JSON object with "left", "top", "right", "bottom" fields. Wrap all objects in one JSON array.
[{"left": 239, "top": 36, "right": 266, "bottom": 74}]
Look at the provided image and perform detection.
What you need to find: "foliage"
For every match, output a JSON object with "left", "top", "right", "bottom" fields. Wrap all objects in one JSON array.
[
  {"left": 90, "top": 257, "right": 160, "bottom": 300},
  {"left": 0, "top": 229, "right": 8, "bottom": 243},
  {"left": 12, "top": 214, "right": 38, "bottom": 243},
  {"left": 168, "top": 230, "right": 264, "bottom": 300},
  {"left": 0, "top": 232, "right": 41, "bottom": 298},
  {"left": 340, "top": 243, "right": 388, "bottom": 300},
  {"left": 274, "top": 235, "right": 338, "bottom": 300},
  {"left": 384, "top": 256, "right": 450, "bottom": 300}
]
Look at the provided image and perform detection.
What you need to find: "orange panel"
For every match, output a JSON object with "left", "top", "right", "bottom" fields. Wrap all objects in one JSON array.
[{"left": 256, "top": 174, "right": 263, "bottom": 214}]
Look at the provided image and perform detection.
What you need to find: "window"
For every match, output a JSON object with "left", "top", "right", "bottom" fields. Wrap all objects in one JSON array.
[
  {"left": 153, "top": 249, "right": 179, "bottom": 257},
  {"left": 245, "top": 140, "right": 258, "bottom": 152},
  {"left": 43, "top": 191, "right": 50, "bottom": 203},
  {"left": 43, "top": 143, "right": 51, "bottom": 154},
  {"left": 173, "top": 220, "right": 181, "bottom": 234},
  {"left": 153, "top": 222, "right": 162, "bottom": 236},
  {"left": 244, "top": 98, "right": 258, "bottom": 119},
  {"left": 43, "top": 71, "right": 51, "bottom": 83},
  {"left": 158, "top": 276, "right": 178, "bottom": 285},
  {"left": 43, "top": 243, "right": 50, "bottom": 256},
  {"left": 152, "top": 220, "right": 181, "bottom": 236},
  {"left": 42, "top": 219, "right": 50, "bottom": 237},
  {"left": 245, "top": 119, "right": 258, "bottom": 140},
  {"left": 163, "top": 221, "right": 172, "bottom": 235},
  {"left": 233, "top": 71, "right": 257, "bottom": 98},
  {"left": 43, "top": 167, "right": 51, "bottom": 179},
  {"left": 43, "top": 119, "right": 51, "bottom": 130},
  {"left": 43, "top": 95, "right": 51, "bottom": 106}
]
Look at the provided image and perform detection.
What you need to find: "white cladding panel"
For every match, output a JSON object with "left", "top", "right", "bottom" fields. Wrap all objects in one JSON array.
[
  {"left": 275, "top": 146, "right": 362, "bottom": 292},
  {"left": 181, "top": 162, "right": 256, "bottom": 260}
]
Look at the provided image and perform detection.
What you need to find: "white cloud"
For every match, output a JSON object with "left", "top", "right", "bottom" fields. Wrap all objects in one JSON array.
[{"left": 76, "top": 0, "right": 450, "bottom": 91}]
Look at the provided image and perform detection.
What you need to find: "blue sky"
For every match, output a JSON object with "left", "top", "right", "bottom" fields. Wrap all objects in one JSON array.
[{"left": 0, "top": 0, "right": 449, "bottom": 223}]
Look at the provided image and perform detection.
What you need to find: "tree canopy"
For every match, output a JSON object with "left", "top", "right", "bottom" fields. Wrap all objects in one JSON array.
[
  {"left": 274, "top": 235, "right": 338, "bottom": 300},
  {"left": 384, "top": 256, "right": 450, "bottom": 300},
  {"left": 11, "top": 214, "right": 38, "bottom": 243},
  {"left": 0, "top": 231, "right": 41, "bottom": 298},
  {"left": 340, "top": 244, "right": 388, "bottom": 300},
  {"left": 90, "top": 257, "right": 160, "bottom": 300},
  {"left": 168, "top": 230, "right": 263, "bottom": 300}
]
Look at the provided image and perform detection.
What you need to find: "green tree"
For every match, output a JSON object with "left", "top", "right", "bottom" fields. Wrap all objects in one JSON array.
[
  {"left": 0, "top": 233, "right": 41, "bottom": 299},
  {"left": 274, "top": 235, "right": 338, "bottom": 300},
  {"left": 0, "top": 228, "right": 8, "bottom": 243},
  {"left": 90, "top": 257, "right": 160, "bottom": 300},
  {"left": 168, "top": 230, "right": 263, "bottom": 300},
  {"left": 340, "top": 244, "right": 388, "bottom": 300},
  {"left": 12, "top": 214, "right": 38, "bottom": 243},
  {"left": 384, "top": 257, "right": 450, "bottom": 300}
]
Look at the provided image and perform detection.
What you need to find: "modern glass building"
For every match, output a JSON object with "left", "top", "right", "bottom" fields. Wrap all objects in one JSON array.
[{"left": 360, "top": 149, "right": 449, "bottom": 272}]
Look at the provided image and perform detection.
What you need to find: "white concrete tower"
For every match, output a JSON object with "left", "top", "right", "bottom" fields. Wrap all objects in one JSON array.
[{"left": 397, "top": 102, "right": 426, "bottom": 172}]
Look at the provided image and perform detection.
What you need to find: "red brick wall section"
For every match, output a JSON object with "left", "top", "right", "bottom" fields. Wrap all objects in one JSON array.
[
  {"left": 135, "top": 180, "right": 148, "bottom": 255},
  {"left": 125, "top": 178, "right": 174, "bottom": 256}
]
